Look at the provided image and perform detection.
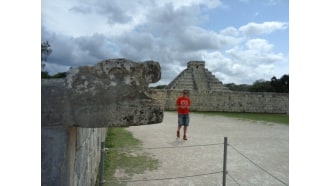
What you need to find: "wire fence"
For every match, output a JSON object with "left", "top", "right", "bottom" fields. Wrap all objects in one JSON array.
[
  {"left": 106, "top": 142, "right": 224, "bottom": 151},
  {"left": 106, "top": 171, "right": 223, "bottom": 183},
  {"left": 99, "top": 138, "right": 288, "bottom": 186},
  {"left": 228, "top": 144, "right": 288, "bottom": 186}
]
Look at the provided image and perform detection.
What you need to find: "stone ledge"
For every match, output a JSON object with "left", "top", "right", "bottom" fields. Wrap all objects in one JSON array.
[{"left": 42, "top": 58, "right": 164, "bottom": 128}]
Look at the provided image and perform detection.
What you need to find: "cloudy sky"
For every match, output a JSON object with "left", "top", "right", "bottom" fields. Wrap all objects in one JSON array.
[{"left": 41, "top": 0, "right": 288, "bottom": 86}]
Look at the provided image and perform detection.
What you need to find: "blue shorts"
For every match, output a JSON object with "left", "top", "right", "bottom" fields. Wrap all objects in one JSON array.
[{"left": 178, "top": 114, "right": 190, "bottom": 126}]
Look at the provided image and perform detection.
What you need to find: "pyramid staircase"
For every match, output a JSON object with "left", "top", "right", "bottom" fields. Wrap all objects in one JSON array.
[{"left": 167, "top": 61, "right": 231, "bottom": 92}]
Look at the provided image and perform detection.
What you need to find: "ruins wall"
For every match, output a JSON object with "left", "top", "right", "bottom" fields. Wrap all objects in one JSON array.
[
  {"left": 41, "top": 127, "right": 107, "bottom": 186},
  {"left": 147, "top": 89, "right": 289, "bottom": 114},
  {"left": 41, "top": 59, "right": 164, "bottom": 186},
  {"left": 74, "top": 128, "right": 107, "bottom": 185}
]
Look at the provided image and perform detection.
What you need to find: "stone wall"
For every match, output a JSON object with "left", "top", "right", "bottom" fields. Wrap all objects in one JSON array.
[
  {"left": 41, "top": 127, "right": 107, "bottom": 186},
  {"left": 147, "top": 89, "right": 289, "bottom": 114},
  {"left": 41, "top": 59, "right": 164, "bottom": 186},
  {"left": 74, "top": 128, "right": 107, "bottom": 186}
]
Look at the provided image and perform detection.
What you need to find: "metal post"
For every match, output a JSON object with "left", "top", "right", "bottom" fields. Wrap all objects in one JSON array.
[
  {"left": 222, "top": 137, "right": 228, "bottom": 186},
  {"left": 99, "top": 142, "right": 105, "bottom": 186}
]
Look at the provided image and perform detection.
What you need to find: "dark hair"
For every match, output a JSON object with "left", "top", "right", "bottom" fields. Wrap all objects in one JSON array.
[{"left": 183, "top": 90, "right": 189, "bottom": 94}]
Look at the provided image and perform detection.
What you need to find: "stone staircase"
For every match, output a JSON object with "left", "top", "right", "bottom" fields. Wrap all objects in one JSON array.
[{"left": 167, "top": 61, "right": 231, "bottom": 92}]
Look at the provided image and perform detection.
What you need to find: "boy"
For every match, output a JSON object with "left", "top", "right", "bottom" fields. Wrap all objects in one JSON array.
[{"left": 176, "top": 89, "right": 190, "bottom": 140}]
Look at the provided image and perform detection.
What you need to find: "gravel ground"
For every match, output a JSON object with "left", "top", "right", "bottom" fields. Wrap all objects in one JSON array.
[{"left": 121, "top": 111, "right": 289, "bottom": 186}]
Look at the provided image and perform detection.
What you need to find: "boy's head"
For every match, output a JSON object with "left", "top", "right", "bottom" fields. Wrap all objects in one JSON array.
[{"left": 183, "top": 90, "right": 189, "bottom": 96}]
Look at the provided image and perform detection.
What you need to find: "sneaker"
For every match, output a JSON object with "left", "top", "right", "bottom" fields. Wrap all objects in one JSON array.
[
  {"left": 176, "top": 131, "right": 180, "bottom": 138},
  {"left": 183, "top": 135, "right": 187, "bottom": 140}
]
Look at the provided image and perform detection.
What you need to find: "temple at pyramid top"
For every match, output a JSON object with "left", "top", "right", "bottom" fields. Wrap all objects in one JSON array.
[{"left": 167, "top": 61, "right": 231, "bottom": 92}]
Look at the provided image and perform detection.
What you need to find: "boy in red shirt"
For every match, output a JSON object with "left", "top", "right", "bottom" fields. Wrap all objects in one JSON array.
[{"left": 176, "top": 89, "right": 191, "bottom": 140}]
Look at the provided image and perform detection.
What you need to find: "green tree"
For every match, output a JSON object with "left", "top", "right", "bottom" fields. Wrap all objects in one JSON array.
[
  {"left": 225, "top": 83, "right": 250, "bottom": 91},
  {"left": 270, "top": 75, "right": 289, "bottom": 93},
  {"left": 279, "top": 74, "right": 289, "bottom": 93},
  {"left": 41, "top": 41, "right": 52, "bottom": 72},
  {"left": 150, "top": 85, "right": 167, "bottom": 89},
  {"left": 41, "top": 71, "right": 50, "bottom": 79},
  {"left": 224, "top": 74, "right": 289, "bottom": 93},
  {"left": 249, "top": 79, "right": 274, "bottom": 92},
  {"left": 51, "top": 72, "right": 67, "bottom": 78}
]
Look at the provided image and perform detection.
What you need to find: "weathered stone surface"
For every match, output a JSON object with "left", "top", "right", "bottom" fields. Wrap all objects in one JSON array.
[
  {"left": 42, "top": 58, "right": 164, "bottom": 127},
  {"left": 41, "top": 127, "right": 76, "bottom": 186}
]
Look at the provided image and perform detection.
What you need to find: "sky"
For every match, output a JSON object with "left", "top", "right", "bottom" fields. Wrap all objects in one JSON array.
[{"left": 41, "top": 0, "right": 288, "bottom": 86}]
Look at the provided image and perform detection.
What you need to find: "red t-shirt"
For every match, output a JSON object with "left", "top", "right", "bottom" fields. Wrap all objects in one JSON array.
[{"left": 176, "top": 96, "right": 190, "bottom": 114}]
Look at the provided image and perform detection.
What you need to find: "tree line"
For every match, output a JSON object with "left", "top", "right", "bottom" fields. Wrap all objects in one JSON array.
[
  {"left": 224, "top": 74, "right": 289, "bottom": 93},
  {"left": 41, "top": 41, "right": 288, "bottom": 93}
]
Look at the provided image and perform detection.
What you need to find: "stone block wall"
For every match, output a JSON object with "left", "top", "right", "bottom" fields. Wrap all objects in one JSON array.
[
  {"left": 74, "top": 128, "right": 107, "bottom": 186},
  {"left": 147, "top": 89, "right": 289, "bottom": 114},
  {"left": 42, "top": 127, "right": 76, "bottom": 186},
  {"left": 41, "top": 127, "right": 107, "bottom": 186}
]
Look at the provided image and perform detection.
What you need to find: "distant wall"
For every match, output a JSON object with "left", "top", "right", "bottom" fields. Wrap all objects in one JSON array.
[{"left": 148, "top": 89, "right": 288, "bottom": 114}]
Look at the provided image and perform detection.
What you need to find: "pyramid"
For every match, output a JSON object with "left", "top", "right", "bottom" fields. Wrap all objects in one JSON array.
[{"left": 167, "top": 61, "right": 231, "bottom": 92}]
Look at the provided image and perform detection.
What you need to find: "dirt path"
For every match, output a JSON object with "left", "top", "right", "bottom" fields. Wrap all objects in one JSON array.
[{"left": 123, "top": 111, "right": 289, "bottom": 186}]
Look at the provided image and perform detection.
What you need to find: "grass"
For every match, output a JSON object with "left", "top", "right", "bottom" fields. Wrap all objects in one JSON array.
[
  {"left": 192, "top": 111, "right": 289, "bottom": 125},
  {"left": 101, "top": 128, "right": 160, "bottom": 186}
]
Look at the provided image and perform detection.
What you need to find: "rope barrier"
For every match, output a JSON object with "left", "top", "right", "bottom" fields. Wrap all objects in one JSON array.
[
  {"left": 101, "top": 140, "right": 287, "bottom": 185},
  {"left": 105, "top": 170, "right": 223, "bottom": 183},
  {"left": 106, "top": 142, "right": 224, "bottom": 151},
  {"left": 227, "top": 173, "right": 241, "bottom": 186},
  {"left": 228, "top": 144, "right": 288, "bottom": 186}
]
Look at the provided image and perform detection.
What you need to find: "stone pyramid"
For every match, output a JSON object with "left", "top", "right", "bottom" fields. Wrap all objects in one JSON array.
[{"left": 167, "top": 61, "right": 231, "bottom": 92}]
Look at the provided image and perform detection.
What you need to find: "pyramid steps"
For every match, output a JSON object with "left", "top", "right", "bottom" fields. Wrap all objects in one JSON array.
[{"left": 167, "top": 61, "right": 231, "bottom": 92}]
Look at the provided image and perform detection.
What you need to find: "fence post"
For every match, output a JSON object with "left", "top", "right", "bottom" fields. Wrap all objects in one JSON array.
[
  {"left": 99, "top": 142, "right": 105, "bottom": 186},
  {"left": 222, "top": 137, "right": 228, "bottom": 186}
]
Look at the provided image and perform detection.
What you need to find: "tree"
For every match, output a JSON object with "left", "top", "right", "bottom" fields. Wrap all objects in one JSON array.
[
  {"left": 149, "top": 85, "right": 167, "bottom": 89},
  {"left": 41, "top": 71, "right": 50, "bottom": 79},
  {"left": 224, "top": 75, "right": 289, "bottom": 93},
  {"left": 271, "top": 76, "right": 280, "bottom": 92},
  {"left": 224, "top": 83, "right": 250, "bottom": 91},
  {"left": 249, "top": 79, "right": 274, "bottom": 92},
  {"left": 51, "top": 72, "right": 67, "bottom": 78},
  {"left": 279, "top": 74, "right": 289, "bottom": 93},
  {"left": 270, "top": 75, "right": 289, "bottom": 93},
  {"left": 41, "top": 41, "right": 52, "bottom": 72}
]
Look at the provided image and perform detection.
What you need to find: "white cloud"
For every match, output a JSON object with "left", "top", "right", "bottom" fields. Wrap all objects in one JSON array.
[
  {"left": 156, "top": 0, "right": 222, "bottom": 9},
  {"left": 245, "top": 38, "right": 273, "bottom": 52},
  {"left": 220, "top": 27, "right": 239, "bottom": 36},
  {"left": 239, "top": 21, "right": 288, "bottom": 37},
  {"left": 198, "top": 37, "right": 287, "bottom": 84},
  {"left": 238, "top": 0, "right": 282, "bottom": 5},
  {"left": 177, "top": 26, "right": 220, "bottom": 51},
  {"left": 42, "top": 0, "right": 288, "bottom": 85}
]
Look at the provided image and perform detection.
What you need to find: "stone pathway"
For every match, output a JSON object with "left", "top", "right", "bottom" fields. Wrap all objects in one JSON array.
[{"left": 121, "top": 111, "right": 289, "bottom": 186}]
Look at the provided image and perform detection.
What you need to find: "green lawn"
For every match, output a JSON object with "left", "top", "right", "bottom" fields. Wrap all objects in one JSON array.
[
  {"left": 192, "top": 111, "right": 289, "bottom": 125},
  {"left": 99, "top": 128, "right": 160, "bottom": 186}
]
